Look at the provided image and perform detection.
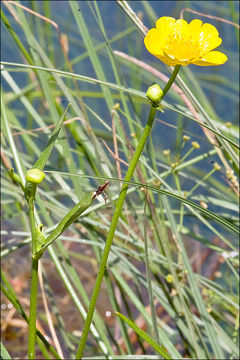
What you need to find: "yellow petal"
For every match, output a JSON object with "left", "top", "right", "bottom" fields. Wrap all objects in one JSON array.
[
  {"left": 144, "top": 28, "right": 165, "bottom": 56},
  {"left": 187, "top": 19, "right": 203, "bottom": 42},
  {"left": 148, "top": 49, "right": 176, "bottom": 66},
  {"left": 156, "top": 16, "right": 176, "bottom": 28},
  {"left": 199, "top": 23, "right": 219, "bottom": 41},
  {"left": 174, "top": 19, "right": 188, "bottom": 36},
  {"left": 156, "top": 16, "right": 176, "bottom": 36},
  {"left": 198, "top": 36, "right": 222, "bottom": 56},
  {"left": 192, "top": 51, "right": 228, "bottom": 66},
  {"left": 160, "top": 52, "right": 191, "bottom": 66},
  {"left": 156, "top": 55, "right": 178, "bottom": 66},
  {"left": 188, "top": 19, "right": 203, "bottom": 33}
]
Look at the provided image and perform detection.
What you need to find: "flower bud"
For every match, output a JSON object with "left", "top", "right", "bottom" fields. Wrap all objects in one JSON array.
[
  {"left": 200, "top": 201, "right": 208, "bottom": 209},
  {"left": 26, "top": 169, "right": 45, "bottom": 184},
  {"left": 146, "top": 84, "right": 163, "bottom": 107},
  {"left": 226, "top": 169, "right": 234, "bottom": 179},
  {"left": 166, "top": 274, "right": 173, "bottom": 283},
  {"left": 171, "top": 162, "right": 179, "bottom": 168},
  {"left": 192, "top": 141, "right": 200, "bottom": 149},
  {"left": 213, "top": 162, "right": 221, "bottom": 171},
  {"left": 152, "top": 179, "right": 161, "bottom": 187},
  {"left": 113, "top": 103, "right": 120, "bottom": 110},
  {"left": 163, "top": 149, "right": 170, "bottom": 156},
  {"left": 182, "top": 135, "right": 190, "bottom": 142}
]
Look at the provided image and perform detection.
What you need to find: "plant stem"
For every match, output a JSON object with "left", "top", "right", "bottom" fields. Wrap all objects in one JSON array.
[
  {"left": 75, "top": 105, "right": 156, "bottom": 359},
  {"left": 162, "top": 65, "right": 181, "bottom": 98},
  {"left": 27, "top": 195, "right": 39, "bottom": 359},
  {"left": 28, "top": 196, "right": 36, "bottom": 253},
  {"left": 75, "top": 65, "right": 181, "bottom": 359},
  {"left": 28, "top": 258, "right": 39, "bottom": 359}
]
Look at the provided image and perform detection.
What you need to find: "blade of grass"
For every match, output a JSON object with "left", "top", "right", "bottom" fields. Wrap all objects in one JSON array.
[
  {"left": 33, "top": 103, "right": 71, "bottom": 170},
  {"left": 115, "top": 311, "right": 172, "bottom": 359},
  {"left": 0, "top": 341, "right": 12, "bottom": 360}
]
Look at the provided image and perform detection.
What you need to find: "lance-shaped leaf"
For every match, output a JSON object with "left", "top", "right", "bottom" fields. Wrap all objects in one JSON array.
[
  {"left": 33, "top": 103, "right": 71, "bottom": 171},
  {"left": 24, "top": 104, "right": 71, "bottom": 200},
  {"left": 33, "top": 192, "right": 93, "bottom": 260}
]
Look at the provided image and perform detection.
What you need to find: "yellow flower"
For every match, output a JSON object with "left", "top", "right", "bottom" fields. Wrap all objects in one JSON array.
[{"left": 144, "top": 17, "right": 228, "bottom": 66}]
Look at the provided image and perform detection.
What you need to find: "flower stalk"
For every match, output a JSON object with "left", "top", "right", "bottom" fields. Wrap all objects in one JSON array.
[
  {"left": 162, "top": 65, "right": 181, "bottom": 97},
  {"left": 28, "top": 257, "right": 39, "bottom": 359},
  {"left": 25, "top": 170, "right": 45, "bottom": 359},
  {"left": 27, "top": 179, "right": 40, "bottom": 359},
  {"left": 75, "top": 65, "right": 181, "bottom": 359}
]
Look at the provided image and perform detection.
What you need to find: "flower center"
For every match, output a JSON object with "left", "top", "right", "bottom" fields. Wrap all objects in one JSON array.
[{"left": 164, "top": 32, "right": 201, "bottom": 61}]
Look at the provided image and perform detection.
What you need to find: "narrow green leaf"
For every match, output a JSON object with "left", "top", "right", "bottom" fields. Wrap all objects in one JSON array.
[
  {"left": 0, "top": 341, "right": 12, "bottom": 360},
  {"left": 1, "top": 10, "right": 33, "bottom": 65},
  {"left": 34, "top": 191, "right": 93, "bottom": 258},
  {"left": 115, "top": 312, "right": 172, "bottom": 359},
  {"left": 33, "top": 103, "right": 71, "bottom": 170}
]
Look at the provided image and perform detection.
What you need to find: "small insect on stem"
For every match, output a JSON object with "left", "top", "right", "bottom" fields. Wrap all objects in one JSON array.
[{"left": 92, "top": 181, "right": 109, "bottom": 200}]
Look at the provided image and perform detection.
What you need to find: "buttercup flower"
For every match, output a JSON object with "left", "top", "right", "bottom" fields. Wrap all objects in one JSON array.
[{"left": 144, "top": 17, "right": 228, "bottom": 66}]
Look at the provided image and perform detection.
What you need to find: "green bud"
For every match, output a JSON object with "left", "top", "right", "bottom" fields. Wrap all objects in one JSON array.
[
  {"left": 166, "top": 274, "right": 173, "bottom": 283},
  {"left": 25, "top": 169, "right": 45, "bottom": 184},
  {"left": 146, "top": 84, "right": 163, "bottom": 107},
  {"left": 113, "top": 103, "right": 120, "bottom": 110}
]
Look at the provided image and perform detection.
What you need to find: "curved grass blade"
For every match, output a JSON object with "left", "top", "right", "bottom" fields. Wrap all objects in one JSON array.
[{"left": 115, "top": 312, "right": 172, "bottom": 359}]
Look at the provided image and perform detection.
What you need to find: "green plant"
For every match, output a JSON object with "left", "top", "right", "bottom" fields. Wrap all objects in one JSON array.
[{"left": 1, "top": 1, "right": 239, "bottom": 359}]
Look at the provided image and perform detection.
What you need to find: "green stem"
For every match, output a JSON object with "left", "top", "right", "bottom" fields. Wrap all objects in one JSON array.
[
  {"left": 75, "top": 65, "right": 181, "bottom": 359},
  {"left": 27, "top": 195, "right": 39, "bottom": 359},
  {"left": 162, "top": 65, "right": 181, "bottom": 98},
  {"left": 188, "top": 167, "right": 216, "bottom": 196},
  {"left": 28, "top": 196, "right": 37, "bottom": 254},
  {"left": 28, "top": 258, "right": 39, "bottom": 359}
]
